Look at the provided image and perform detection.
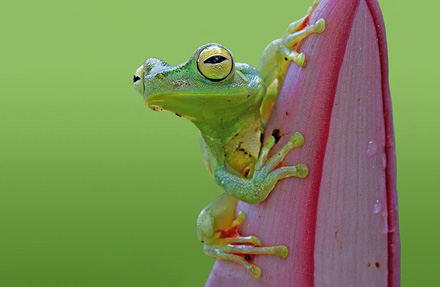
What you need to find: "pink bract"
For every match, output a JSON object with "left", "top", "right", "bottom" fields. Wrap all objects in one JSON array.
[{"left": 205, "top": 0, "right": 399, "bottom": 286}]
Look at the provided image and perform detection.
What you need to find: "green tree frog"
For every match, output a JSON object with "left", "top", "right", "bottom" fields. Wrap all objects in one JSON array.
[{"left": 134, "top": 0, "right": 325, "bottom": 278}]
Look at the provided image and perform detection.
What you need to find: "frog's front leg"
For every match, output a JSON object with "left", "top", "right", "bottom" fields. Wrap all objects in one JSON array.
[
  {"left": 259, "top": 1, "right": 325, "bottom": 121},
  {"left": 259, "top": 0, "right": 325, "bottom": 87},
  {"left": 197, "top": 193, "right": 287, "bottom": 278},
  {"left": 215, "top": 132, "right": 308, "bottom": 204}
]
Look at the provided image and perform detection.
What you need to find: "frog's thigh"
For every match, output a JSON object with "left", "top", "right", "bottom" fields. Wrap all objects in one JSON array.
[{"left": 197, "top": 193, "right": 238, "bottom": 242}]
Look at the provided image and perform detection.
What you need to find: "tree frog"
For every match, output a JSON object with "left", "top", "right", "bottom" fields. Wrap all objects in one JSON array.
[{"left": 134, "top": 0, "right": 325, "bottom": 278}]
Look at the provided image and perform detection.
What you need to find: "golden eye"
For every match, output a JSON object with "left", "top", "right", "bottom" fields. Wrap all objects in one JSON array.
[{"left": 197, "top": 45, "right": 233, "bottom": 81}]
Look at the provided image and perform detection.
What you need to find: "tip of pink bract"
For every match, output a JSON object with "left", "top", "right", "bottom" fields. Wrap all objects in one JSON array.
[{"left": 205, "top": 0, "right": 399, "bottom": 286}]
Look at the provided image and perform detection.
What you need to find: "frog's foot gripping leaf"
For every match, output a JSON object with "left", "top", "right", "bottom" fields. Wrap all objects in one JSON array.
[
  {"left": 260, "top": 0, "right": 325, "bottom": 122},
  {"left": 203, "top": 211, "right": 287, "bottom": 278},
  {"left": 253, "top": 132, "right": 309, "bottom": 191},
  {"left": 215, "top": 132, "right": 308, "bottom": 204},
  {"left": 281, "top": 0, "right": 325, "bottom": 67}
]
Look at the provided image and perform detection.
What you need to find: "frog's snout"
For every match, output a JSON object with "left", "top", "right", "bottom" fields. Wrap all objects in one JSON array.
[
  {"left": 133, "top": 65, "right": 144, "bottom": 95},
  {"left": 134, "top": 58, "right": 171, "bottom": 97}
]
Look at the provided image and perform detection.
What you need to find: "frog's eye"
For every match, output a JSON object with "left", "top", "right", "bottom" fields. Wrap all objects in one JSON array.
[{"left": 197, "top": 45, "right": 233, "bottom": 81}]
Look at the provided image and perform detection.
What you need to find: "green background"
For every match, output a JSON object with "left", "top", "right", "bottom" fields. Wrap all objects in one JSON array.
[{"left": 0, "top": 0, "right": 438, "bottom": 286}]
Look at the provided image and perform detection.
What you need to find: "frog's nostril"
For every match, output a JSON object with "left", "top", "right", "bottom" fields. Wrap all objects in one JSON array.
[{"left": 133, "top": 75, "right": 141, "bottom": 83}]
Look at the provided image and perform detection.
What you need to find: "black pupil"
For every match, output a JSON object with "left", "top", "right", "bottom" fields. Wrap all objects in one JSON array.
[
  {"left": 204, "top": 55, "right": 227, "bottom": 64},
  {"left": 133, "top": 75, "right": 141, "bottom": 83}
]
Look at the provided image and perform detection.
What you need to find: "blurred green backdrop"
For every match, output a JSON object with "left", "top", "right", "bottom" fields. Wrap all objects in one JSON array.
[{"left": 0, "top": 0, "right": 438, "bottom": 286}]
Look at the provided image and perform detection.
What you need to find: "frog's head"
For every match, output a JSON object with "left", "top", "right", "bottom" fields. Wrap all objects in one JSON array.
[{"left": 134, "top": 43, "right": 266, "bottom": 123}]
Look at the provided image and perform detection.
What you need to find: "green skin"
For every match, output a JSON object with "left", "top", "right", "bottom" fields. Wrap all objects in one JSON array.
[{"left": 134, "top": 0, "right": 325, "bottom": 278}]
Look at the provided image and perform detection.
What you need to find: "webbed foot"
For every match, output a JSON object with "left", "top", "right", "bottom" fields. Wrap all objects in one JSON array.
[
  {"left": 214, "top": 132, "right": 308, "bottom": 204},
  {"left": 281, "top": 1, "right": 325, "bottom": 67},
  {"left": 240, "top": 132, "right": 308, "bottom": 203},
  {"left": 255, "top": 132, "right": 308, "bottom": 179},
  {"left": 203, "top": 211, "right": 287, "bottom": 278}
]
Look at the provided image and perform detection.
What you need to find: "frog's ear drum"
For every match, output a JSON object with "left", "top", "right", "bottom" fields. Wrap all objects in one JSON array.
[{"left": 197, "top": 45, "right": 234, "bottom": 81}]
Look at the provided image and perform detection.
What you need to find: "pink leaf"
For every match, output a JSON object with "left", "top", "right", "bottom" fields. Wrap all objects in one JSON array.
[{"left": 205, "top": 0, "right": 399, "bottom": 286}]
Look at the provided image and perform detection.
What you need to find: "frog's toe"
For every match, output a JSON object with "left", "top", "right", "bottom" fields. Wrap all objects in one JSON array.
[
  {"left": 225, "top": 235, "right": 262, "bottom": 246},
  {"left": 295, "top": 163, "right": 309, "bottom": 178},
  {"left": 289, "top": 132, "right": 305, "bottom": 148},
  {"left": 314, "top": 18, "right": 326, "bottom": 33},
  {"left": 203, "top": 243, "right": 288, "bottom": 278},
  {"left": 286, "top": 51, "right": 305, "bottom": 67},
  {"left": 248, "top": 264, "right": 262, "bottom": 279},
  {"left": 208, "top": 251, "right": 262, "bottom": 278}
]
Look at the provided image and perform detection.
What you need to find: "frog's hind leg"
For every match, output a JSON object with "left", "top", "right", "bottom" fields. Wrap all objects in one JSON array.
[{"left": 197, "top": 193, "right": 288, "bottom": 278}]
